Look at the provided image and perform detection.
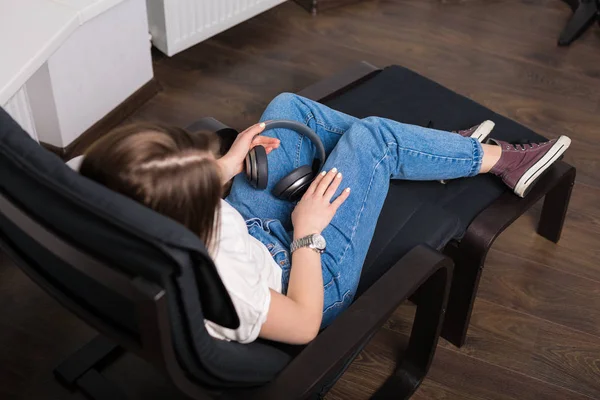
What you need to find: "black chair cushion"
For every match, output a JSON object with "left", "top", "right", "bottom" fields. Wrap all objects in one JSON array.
[
  {"left": 0, "top": 108, "right": 292, "bottom": 386},
  {"left": 321, "top": 65, "right": 546, "bottom": 295}
]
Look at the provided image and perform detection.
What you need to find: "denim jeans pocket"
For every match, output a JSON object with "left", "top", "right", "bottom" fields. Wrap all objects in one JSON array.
[
  {"left": 272, "top": 248, "right": 291, "bottom": 293},
  {"left": 246, "top": 218, "right": 292, "bottom": 292},
  {"left": 321, "top": 289, "right": 354, "bottom": 328}
]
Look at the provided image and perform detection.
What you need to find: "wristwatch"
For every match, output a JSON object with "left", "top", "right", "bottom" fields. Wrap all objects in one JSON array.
[{"left": 290, "top": 233, "right": 327, "bottom": 254}]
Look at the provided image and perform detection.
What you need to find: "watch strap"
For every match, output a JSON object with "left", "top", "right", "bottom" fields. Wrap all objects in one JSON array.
[{"left": 290, "top": 234, "right": 322, "bottom": 254}]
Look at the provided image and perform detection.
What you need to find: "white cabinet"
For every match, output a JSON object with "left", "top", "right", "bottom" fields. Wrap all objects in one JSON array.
[
  {"left": 147, "top": 0, "right": 286, "bottom": 56},
  {"left": 0, "top": 0, "right": 154, "bottom": 149},
  {"left": 28, "top": 0, "right": 154, "bottom": 148}
]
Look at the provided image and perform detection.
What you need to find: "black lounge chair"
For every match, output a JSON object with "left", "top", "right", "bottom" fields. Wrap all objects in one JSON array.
[{"left": 0, "top": 62, "right": 574, "bottom": 399}]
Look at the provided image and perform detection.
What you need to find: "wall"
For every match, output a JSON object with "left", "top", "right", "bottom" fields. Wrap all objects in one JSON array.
[
  {"left": 28, "top": 0, "right": 153, "bottom": 148},
  {"left": 3, "top": 86, "right": 39, "bottom": 142}
]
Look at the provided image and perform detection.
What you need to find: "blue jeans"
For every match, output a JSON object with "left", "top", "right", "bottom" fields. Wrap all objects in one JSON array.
[{"left": 225, "top": 93, "right": 483, "bottom": 328}]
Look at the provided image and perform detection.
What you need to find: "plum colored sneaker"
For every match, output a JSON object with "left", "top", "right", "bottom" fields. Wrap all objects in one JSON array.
[
  {"left": 455, "top": 120, "right": 495, "bottom": 143},
  {"left": 489, "top": 136, "right": 571, "bottom": 197}
]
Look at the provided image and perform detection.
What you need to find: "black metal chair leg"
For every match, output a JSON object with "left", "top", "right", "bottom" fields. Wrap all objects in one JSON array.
[
  {"left": 440, "top": 243, "right": 484, "bottom": 348},
  {"left": 54, "top": 335, "right": 126, "bottom": 400},
  {"left": 76, "top": 369, "right": 129, "bottom": 400},
  {"left": 537, "top": 168, "right": 576, "bottom": 243},
  {"left": 440, "top": 162, "right": 577, "bottom": 348},
  {"left": 372, "top": 266, "right": 452, "bottom": 398},
  {"left": 558, "top": 0, "right": 599, "bottom": 46}
]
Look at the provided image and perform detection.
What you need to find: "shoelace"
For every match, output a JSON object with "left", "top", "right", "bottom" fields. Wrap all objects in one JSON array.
[{"left": 511, "top": 140, "right": 543, "bottom": 151}]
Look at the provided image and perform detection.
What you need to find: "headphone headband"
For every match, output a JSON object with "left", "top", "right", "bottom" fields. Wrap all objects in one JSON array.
[{"left": 263, "top": 120, "right": 326, "bottom": 171}]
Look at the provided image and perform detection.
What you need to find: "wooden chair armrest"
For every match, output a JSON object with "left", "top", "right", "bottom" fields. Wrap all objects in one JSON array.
[
  {"left": 244, "top": 245, "right": 452, "bottom": 400},
  {"left": 457, "top": 160, "right": 576, "bottom": 258}
]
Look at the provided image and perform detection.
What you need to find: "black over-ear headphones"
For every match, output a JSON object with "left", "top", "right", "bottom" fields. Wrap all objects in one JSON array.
[{"left": 245, "top": 120, "right": 326, "bottom": 201}]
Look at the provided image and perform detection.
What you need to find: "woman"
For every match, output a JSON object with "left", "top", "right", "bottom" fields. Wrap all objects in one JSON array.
[{"left": 80, "top": 93, "right": 570, "bottom": 345}]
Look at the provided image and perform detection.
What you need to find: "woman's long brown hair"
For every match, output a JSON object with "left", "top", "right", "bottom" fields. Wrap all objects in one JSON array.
[{"left": 80, "top": 122, "right": 222, "bottom": 251}]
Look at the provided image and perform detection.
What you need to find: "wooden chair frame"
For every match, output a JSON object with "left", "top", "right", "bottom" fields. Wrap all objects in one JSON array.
[
  {"left": 0, "top": 191, "right": 452, "bottom": 399},
  {"left": 1, "top": 61, "right": 573, "bottom": 399},
  {"left": 0, "top": 63, "right": 459, "bottom": 399}
]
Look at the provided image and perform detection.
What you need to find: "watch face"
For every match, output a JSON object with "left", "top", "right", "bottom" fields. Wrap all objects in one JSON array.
[{"left": 312, "top": 234, "right": 326, "bottom": 250}]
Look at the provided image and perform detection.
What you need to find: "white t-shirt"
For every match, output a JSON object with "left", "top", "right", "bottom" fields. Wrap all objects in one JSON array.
[
  {"left": 205, "top": 200, "right": 283, "bottom": 343},
  {"left": 69, "top": 158, "right": 281, "bottom": 343}
]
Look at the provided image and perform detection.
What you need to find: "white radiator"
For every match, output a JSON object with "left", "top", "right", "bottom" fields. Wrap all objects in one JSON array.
[{"left": 147, "top": 0, "right": 286, "bottom": 57}]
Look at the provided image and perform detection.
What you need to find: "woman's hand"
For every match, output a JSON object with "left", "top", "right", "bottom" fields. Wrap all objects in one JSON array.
[
  {"left": 218, "top": 122, "right": 280, "bottom": 183},
  {"left": 292, "top": 168, "right": 351, "bottom": 239}
]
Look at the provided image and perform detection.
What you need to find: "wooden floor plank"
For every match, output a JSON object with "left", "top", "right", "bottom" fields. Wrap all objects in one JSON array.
[
  {"left": 353, "top": 0, "right": 600, "bottom": 81},
  {"left": 214, "top": 2, "right": 600, "bottom": 186},
  {"left": 328, "top": 326, "right": 595, "bottom": 400},
  {"left": 480, "top": 248, "right": 600, "bottom": 337},
  {"left": 493, "top": 207, "right": 600, "bottom": 283},
  {"left": 250, "top": 1, "right": 600, "bottom": 106},
  {"left": 0, "top": 256, "right": 95, "bottom": 400},
  {"left": 386, "top": 299, "right": 600, "bottom": 399}
]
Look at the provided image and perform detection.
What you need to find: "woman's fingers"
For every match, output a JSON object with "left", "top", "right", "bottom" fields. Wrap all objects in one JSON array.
[
  {"left": 306, "top": 167, "right": 346, "bottom": 202},
  {"left": 331, "top": 187, "right": 351, "bottom": 210},
  {"left": 264, "top": 143, "right": 280, "bottom": 154},
  {"left": 324, "top": 171, "right": 342, "bottom": 202},
  {"left": 230, "top": 123, "right": 266, "bottom": 155},
  {"left": 253, "top": 136, "right": 279, "bottom": 146},
  {"left": 255, "top": 139, "right": 280, "bottom": 153},
  {"left": 304, "top": 170, "right": 326, "bottom": 196},
  {"left": 315, "top": 168, "right": 338, "bottom": 196},
  {"left": 240, "top": 123, "right": 266, "bottom": 141},
  {"left": 247, "top": 127, "right": 279, "bottom": 154}
]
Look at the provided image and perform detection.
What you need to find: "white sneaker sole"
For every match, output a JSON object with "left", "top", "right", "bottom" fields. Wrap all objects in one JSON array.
[
  {"left": 513, "top": 135, "right": 572, "bottom": 198},
  {"left": 471, "top": 120, "right": 495, "bottom": 143}
]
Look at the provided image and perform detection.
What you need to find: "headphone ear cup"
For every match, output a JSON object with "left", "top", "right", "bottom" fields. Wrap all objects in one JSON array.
[
  {"left": 245, "top": 146, "right": 268, "bottom": 189},
  {"left": 253, "top": 145, "right": 268, "bottom": 190},
  {"left": 287, "top": 175, "right": 315, "bottom": 202},
  {"left": 245, "top": 149, "right": 254, "bottom": 186},
  {"left": 245, "top": 148, "right": 257, "bottom": 188},
  {"left": 272, "top": 165, "right": 315, "bottom": 201}
]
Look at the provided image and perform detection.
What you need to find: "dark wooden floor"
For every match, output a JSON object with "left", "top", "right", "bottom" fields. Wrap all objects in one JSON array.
[{"left": 2, "top": 1, "right": 600, "bottom": 399}]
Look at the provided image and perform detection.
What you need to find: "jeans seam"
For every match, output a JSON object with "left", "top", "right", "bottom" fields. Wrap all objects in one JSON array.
[
  {"left": 387, "top": 141, "right": 475, "bottom": 179},
  {"left": 469, "top": 138, "right": 483, "bottom": 176},
  {"left": 315, "top": 118, "right": 345, "bottom": 135},
  {"left": 299, "top": 98, "right": 346, "bottom": 135},
  {"left": 323, "top": 290, "right": 352, "bottom": 315},
  {"left": 245, "top": 218, "right": 263, "bottom": 229},
  {"left": 303, "top": 112, "right": 315, "bottom": 126},
  {"left": 294, "top": 129, "right": 305, "bottom": 169},
  {"left": 395, "top": 146, "right": 473, "bottom": 162},
  {"left": 293, "top": 112, "right": 321, "bottom": 167},
  {"left": 337, "top": 144, "right": 392, "bottom": 267},
  {"left": 323, "top": 272, "right": 341, "bottom": 290}
]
